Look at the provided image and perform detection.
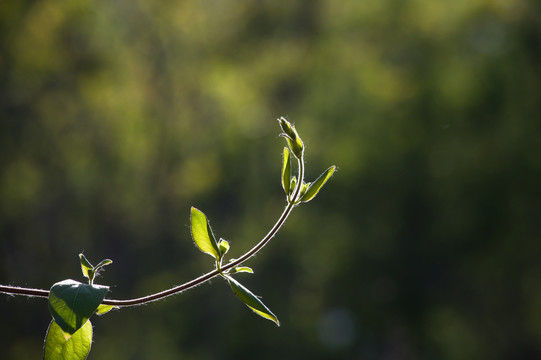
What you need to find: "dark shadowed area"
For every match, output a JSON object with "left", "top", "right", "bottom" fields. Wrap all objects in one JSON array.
[{"left": 1, "top": 1, "right": 541, "bottom": 359}]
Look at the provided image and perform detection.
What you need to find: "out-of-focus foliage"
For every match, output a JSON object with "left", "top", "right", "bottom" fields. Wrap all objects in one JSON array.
[{"left": 1, "top": 0, "right": 540, "bottom": 359}]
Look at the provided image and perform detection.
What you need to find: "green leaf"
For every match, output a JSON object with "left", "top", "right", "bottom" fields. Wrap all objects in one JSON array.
[
  {"left": 49, "top": 279, "right": 109, "bottom": 335},
  {"left": 300, "top": 165, "right": 336, "bottom": 203},
  {"left": 281, "top": 147, "right": 291, "bottom": 195},
  {"left": 299, "top": 182, "right": 310, "bottom": 199},
  {"left": 44, "top": 319, "right": 92, "bottom": 360},
  {"left": 78, "top": 254, "right": 93, "bottom": 282},
  {"left": 278, "top": 117, "right": 304, "bottom": 159},
  {"left": 229, "top": 266, "right": 254, "bottom": 274},
  {"left": 218, "top": 238, "right": 230, "bottom": 257},
  {"left": 94, "top": 259, "right": 113, "bottom": 270},
  {"left": 95, "top": 304, "right": 117, "bottom": 315},
  {"left": 226, "top": 276, "right": 280, "bottom": 326},
  {"left": 79, "top": 254, "right": 113, "bottom": 285},
  {"left": 290, "top": 176, "right": 297, "bottom": 194},
  {"left": 191, "top": 207, "right": 221, "bottom": 259}
]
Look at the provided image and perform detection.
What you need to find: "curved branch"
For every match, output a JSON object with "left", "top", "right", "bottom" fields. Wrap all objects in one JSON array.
[
  {"left": 0, "top": 157, "right": 306, "bottom": 307},
  {"left": 102, "top": 156, "right": 304, "bottom": 307}
]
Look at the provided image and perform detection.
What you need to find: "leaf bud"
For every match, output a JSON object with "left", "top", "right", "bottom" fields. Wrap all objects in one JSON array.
[{"left": 277, "top": 117, "right": 304, "bottom": 159}]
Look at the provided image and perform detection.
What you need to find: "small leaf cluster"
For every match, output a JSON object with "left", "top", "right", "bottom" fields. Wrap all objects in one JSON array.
[
  {"left": 79, "top": 254, "right": 112, "bottom": 286},
  {"left": 191, "top": 206, "right": 280, "bottom": 325},
  {"left": 44, "top": 255, "right": 116, "bottom": 360},
  {"left": 279, "top": 117, "right": 336, "bottom": 204},
  {"left": 186, "top": 118, "right": 336, "bottom": 326}
]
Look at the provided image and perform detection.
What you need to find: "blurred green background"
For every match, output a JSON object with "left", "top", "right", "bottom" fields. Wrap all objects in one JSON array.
[{"left": 1, "top": 0, "right": 541, "bottom": 359}]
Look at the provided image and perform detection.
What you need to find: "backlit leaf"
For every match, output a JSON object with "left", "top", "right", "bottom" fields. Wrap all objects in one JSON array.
[
  {"left": 226, "top": 276, "right": 280, "bottom": 326},
  {"left": 218, "top": 238, "right": 230, "bottom": 257},
  {"left": 229, "top": 266, "right": 254, "bottom": 274},
  {"left": 44, "top": 319, "right": 92, "bottom": 360},
  {"left": 300, "top": 165, "right": 336, "bottom": 203},
  {"left": 95, "top": 304, "right": 117, "bottom": 315},
  {"left": 78, "top": 254, "right": 93, "bottom": 282},
  {"left": 281, "top": 147, "right": 291, "bottom": 195},
  {"left": 290, "top": 176, "right": 297, "bottom": 195},
  {"left": 190, "top": 207, "right": 220, "bottom": 259},
  {"left": 94, "top": 259, "right": 113, "bottom": 270},
  {"left": 278, "top": 117, "right": 304, "bottom": 159},
  {"left": 299, "top": 182, "right": 310, "bottom": 199}
]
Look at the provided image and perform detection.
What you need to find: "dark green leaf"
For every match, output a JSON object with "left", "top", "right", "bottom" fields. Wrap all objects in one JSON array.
[
  {"left": 226, "top": 276, "right": 280, "bottom": 326},
  {"left": 48, "top": 279, "right": 108, "bottom": 335},
  {"left": 44, "top": 319, "right": 92, "bottom": 360},
  {"left": 190, "top": 207, "right": 220, "bottom": 259},
  {"left": 300, "top": 165, "right": 336, "bottom": 203}
]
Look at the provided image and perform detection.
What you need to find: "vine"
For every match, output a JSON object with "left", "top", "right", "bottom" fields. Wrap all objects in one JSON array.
[{"left": 0, "top": 117, "right": 336, "bottom": 359}]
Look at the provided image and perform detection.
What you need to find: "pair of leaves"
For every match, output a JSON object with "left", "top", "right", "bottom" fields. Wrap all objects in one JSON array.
[
  {"left": 79, "top": 253, "right": 112, "bottom": 285},
  {"left": 190, "top": 207, "right": 279, "bottom": 325},
  {"left": 282, "top": 147, "right": 336, "bottom": 203},
  {"left": 45, "top": 275, "right": 112, "bottom": 359}
]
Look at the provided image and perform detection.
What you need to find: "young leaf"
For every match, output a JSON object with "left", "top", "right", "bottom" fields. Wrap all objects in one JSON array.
[
  {"left": 190, "top": 207, "right": 221, "bottom": 260},
  {"left": 281, "top": 147, "right": 291, "bottom": 195},
  {"left": 79, "top": 254, "right": 93, "bottom": 282},
  {"left": 226, "top": 276, "right": 280, "bottom": 326},
  {"left": 95, "top": 304, "right": 118, "bottom": 315},
  {"left": 300, "top": 165, "right": 336, "bottom": 203},
  {"left": 229, "top": 266, "right": 254, "bottom": 274},
  {"left": 299, "top": 182, "right": 310, "bottom": 199},
  {"left": 278, "top": 117, "right": 304, "bottom": 159},
  {"left": 48, "top": 279, "right": 109, "bottom": 335},
  {"left": 290, "top": 176, "right": 297, "bottom": 195},
  {"left": 218, "top": 238, "right": 230, "bottom": 257},
  {"left": 79, "top": 255, "right": 112, "bottom": 285},
  {"left": 94, "top": 259, "right": 113, "bottom": 271},
  {"left": 44, "top": 319, "right": 92, "bottom": 360}
]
